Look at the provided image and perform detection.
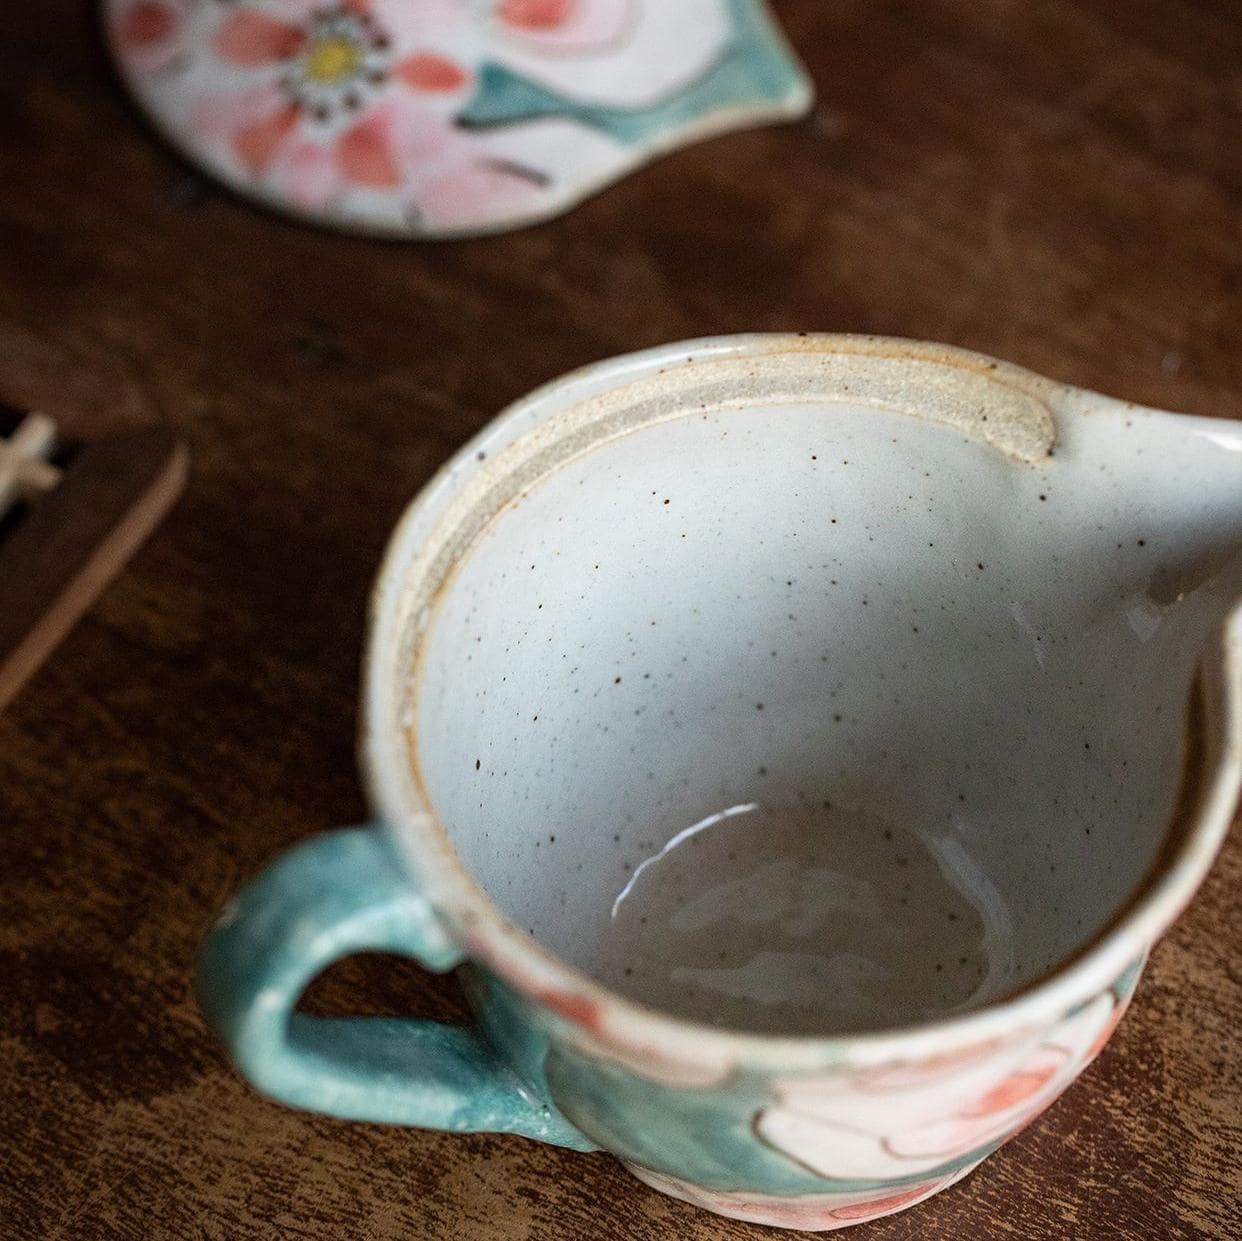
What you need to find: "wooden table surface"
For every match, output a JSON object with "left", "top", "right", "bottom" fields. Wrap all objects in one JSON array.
[{"left": 2, "top": 2, "right": 1239, "bottom": 1237}]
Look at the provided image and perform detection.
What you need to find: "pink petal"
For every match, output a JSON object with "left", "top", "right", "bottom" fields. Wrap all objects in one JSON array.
[
  {"left": 112, "top": 1, "right": 185, "bottom": 74},
  {"left": 368, "top": 95, "right": 456, "bottom": 171},
  {"left": 233, "top": 104, "right": 301, "bottom": 175},
  {"left": 270, "top": 139, "right": 343, "bottom": 210},
  {"left": 192, "top": 84, "right": 301, "bottom": 176},
  {"left": 417, "top": 161, "right": 540, "bottom": 231},
  {"left": 337, "top": 113, "right": 402, "bottom": 188},
  {"left": 963, "top": 1052, "right": 1062, "bottom": 1119},
  {"left": 193, "top": 83, "right": 290, "bottom": 141},
  {"left": 394, "top": 52, "right": 471, "bottom": 94},
  {"left": 117, "top": 0, "right": 176, "bottom": 45},
  {"left": 212, "top": 10, "right": 307, "bottom": 67},
  {"left": 497, "top": 0, "right": 633, "bottom": 50},
  {"left": 499, "top": 0, "right": 573, "bottom": 27}
]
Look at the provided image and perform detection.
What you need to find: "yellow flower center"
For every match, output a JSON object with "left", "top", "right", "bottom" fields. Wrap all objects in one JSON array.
[{"left": 303, "top": 37, "right": 362, "bottom": 84}]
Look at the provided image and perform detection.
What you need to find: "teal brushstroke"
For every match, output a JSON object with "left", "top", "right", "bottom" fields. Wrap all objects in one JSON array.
[
  {"left": 196, "top": 827, "right": 593, "bottom": 1150},
  {"left": 458, "top": 0, "right": 811, "bottom": 145},
  {"left": 1112, "top": 954, "right": 1145, "bottom": 1002},
  {"left": 542, "top": 1035, "right": 998, "bottom": 1195}
]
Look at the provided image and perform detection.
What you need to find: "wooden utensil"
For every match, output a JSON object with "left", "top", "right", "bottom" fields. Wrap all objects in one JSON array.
[{"left": 0, "top": 404, "right": 187, "bottom": 710}]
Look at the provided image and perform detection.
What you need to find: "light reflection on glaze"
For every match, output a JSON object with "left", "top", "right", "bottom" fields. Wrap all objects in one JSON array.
[
  {"left": 611, "top": 802, "right": 758, "bottom": 919},
  {"left": 602, "top": 802, "right": 1018, "bottom": 1036}
]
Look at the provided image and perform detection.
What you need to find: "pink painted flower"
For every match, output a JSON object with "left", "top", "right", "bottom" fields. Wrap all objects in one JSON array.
[
  {"left": 110, "top": 0, "right": 546, "bottom": 227},
  {"left": 106, "top": 0, "right": 775, "bottom": 234},
  {"left": 756, "top": 991, "right": 1127, "bottom": 1182}
]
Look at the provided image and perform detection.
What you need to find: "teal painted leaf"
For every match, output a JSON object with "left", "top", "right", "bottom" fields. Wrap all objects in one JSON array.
[{"left": 458, "top": 0, "right": 811, "bottom": 145}]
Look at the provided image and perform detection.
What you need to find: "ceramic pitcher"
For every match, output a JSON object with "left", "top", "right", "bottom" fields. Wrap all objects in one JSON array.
[{"left": 199, "top": 336, "right": 1241, "bottom": 1230}]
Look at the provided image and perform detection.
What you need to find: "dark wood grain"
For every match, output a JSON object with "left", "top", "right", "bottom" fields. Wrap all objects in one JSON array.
[
  {"left": 0, "top": 2, "right": 1238, "bottom": 1238},
  {"left": 0, "top": 427, "right": 186, "bottom": 710}
]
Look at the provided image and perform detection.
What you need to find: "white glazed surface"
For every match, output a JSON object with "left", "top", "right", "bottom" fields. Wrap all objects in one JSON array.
[{"left": 364, "top": 336, "right": 1242, "bottom": 1066}]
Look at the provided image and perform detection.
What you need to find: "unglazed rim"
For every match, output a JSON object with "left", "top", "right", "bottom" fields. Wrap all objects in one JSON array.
[{"left": 362, "top": 334, "right": 1242, "bottom": 1072}]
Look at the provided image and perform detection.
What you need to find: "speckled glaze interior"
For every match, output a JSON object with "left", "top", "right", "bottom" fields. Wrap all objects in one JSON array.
[{"left": 369, "top": 336, "right": 1242, "bottom": 1040}]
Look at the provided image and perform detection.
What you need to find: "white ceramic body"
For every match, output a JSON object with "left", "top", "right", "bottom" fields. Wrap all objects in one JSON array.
[{"left": 354, "top": 336, "right": 1241, "bottom": 1229}]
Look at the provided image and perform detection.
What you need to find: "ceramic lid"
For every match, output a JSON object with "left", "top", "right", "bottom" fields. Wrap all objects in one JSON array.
[{"left": 105, "top": 0, "right": 813, "bottom": 237}]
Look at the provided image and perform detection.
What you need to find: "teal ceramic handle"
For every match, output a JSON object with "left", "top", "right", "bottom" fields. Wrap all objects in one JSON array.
[{"left": 196, "top": 827, "right": 592, "bottom": 1149}]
